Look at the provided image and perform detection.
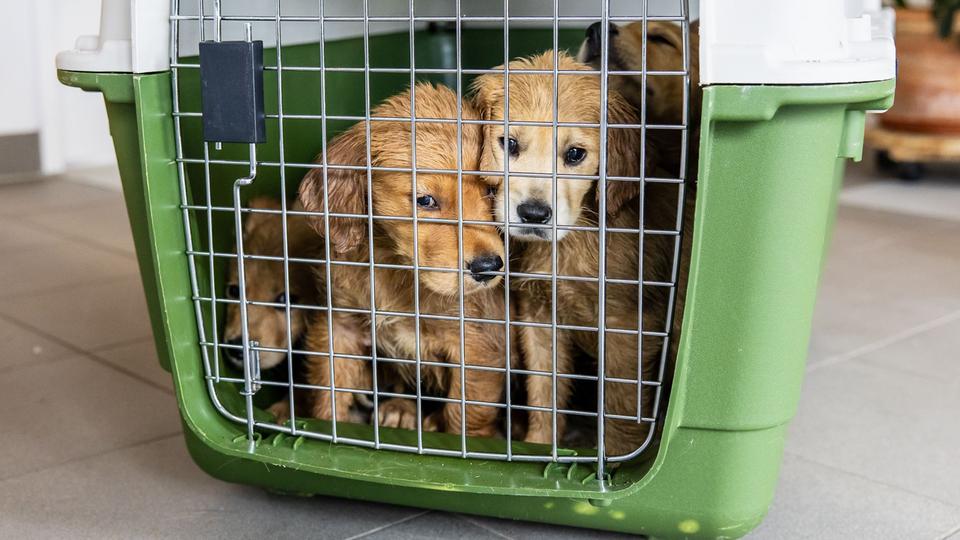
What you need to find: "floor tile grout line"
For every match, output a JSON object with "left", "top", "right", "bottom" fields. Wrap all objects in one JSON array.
[
  {"left": 0, "top": 353, "right": 75, "bottom": 376},
  {"left": 808, "top": 309, "right": 960, "bottom": 373},
  {"left": 91, "top": 335, "right": 158, "bottom": 355},
  {"left": 938, "top": 523, "right": 960, "bottom": 540},
  {"left": 458, "top": 515, "right": 515, "bottom": 539},
  {"left": 785, "top": 451, "right": 960, "bottom": 510},
  {"left": 0, "top": 431, "right": 181, "bottom": 484},
  {"left": 0, "top": 313, "right": 171, "bottom": 395},
  {"left": 341, "top": 510, "right": 432, "bottom": 540}
]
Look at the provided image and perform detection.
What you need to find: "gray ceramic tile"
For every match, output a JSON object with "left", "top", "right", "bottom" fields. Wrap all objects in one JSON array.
[
  {"left": 786, "top": 360, "right": 960, "bottom": 506},
  {"left": 0, "top": 436, "right": 417, "bottom": 539},
  {"left": 750, "top": 454, "right": 960, "bottom": 540},
  {"left": 0, "top": 316, "right": 71, "bottom": 372},
  {"left": 466, "top": 514, "right": 635, "bottom": 540},
  {"left": 0, "top": 276, "right": 152, "bottom": 351},
  {"left": 0, "top": 216, "right": 63, "bottom": 254},
  {"left": 91, "top": 339, "right": 173, "bottom": 393},
  {"left": 26, "top": 200, "right": 135, "bottom": 256},
  {"left": 854, "top": 313, "right": 960, "bottom": 384},
  {"left": 828, "top": 205, "right": 956, "bottom": 258},
  {"left": 0, "top": 240, "right": 137, "bottom": 298},
  {"left": 0, "top": 178, "right": 120, "bottom": 217},
  {"left": 362, "top": 512, "right": 503, "bottom": 540},
  {"left": 808, "top": 219, "right": 960, "bottom": 364},
  {"left": 0, "top": 355, "right": 180, "bottom": 480}
]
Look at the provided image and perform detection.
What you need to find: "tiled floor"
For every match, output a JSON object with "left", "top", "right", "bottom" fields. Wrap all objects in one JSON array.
[{"left": 1, "top": 164, "right": 959, "bottom": 539}]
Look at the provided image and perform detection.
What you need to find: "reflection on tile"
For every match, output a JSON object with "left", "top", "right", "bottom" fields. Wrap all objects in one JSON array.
[
  {"left": 0, "top": 436, "right": 417, "bottom": 539},
  {"left": 0, "top": 276, "right": 152, "bottom": 351},
  {"left": 467, "top": 514, "right": 635, "bottom": 540},
  {"left": 0, "top": 356, "right": 180, "bottom": 480},
  {"left": 752, "top": 454, "right": 960, "bottom": 539},
  {"left": 364, "top": 512, "right": 503, "bottom": 540}
]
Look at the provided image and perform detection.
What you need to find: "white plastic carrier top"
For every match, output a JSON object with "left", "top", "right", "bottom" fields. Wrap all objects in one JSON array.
[
  {"left": 700, "top": 0, "right": 896, "bottom": 85},
  {"left": 57, "top": 0, "right": 897, "bottom": 86}
]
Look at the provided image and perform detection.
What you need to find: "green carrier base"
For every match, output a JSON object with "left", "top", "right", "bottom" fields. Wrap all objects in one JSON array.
[{"left": 58, "top": 27, "right": 894, "bottom": 538}]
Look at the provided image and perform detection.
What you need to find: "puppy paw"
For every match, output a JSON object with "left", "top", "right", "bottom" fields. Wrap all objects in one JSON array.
[
  {"left": 422, "top": 410, "right": 444, "bottom": 432},
  {"left": 378, "top": 399, "right": 418, "bottom": 430},
  {"left": 268, "top": 400, "right": 291, "bottom": 424}
]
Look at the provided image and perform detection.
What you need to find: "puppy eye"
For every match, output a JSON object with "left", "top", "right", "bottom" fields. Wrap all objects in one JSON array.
[
  {"left": 564, "top": 147, "right": 587, "bottom": 166},
  {"left": 498, "top": 136, "right": 519, "bottom": 157},
  {"left": 416, "top": 195, "right": 439, "bottom": 210},
  {"left": 225, "top": 284, "right": 240, "bottom": 299},
  {"left": 274, "top": 292, "right": 298, "bottom": 308}
]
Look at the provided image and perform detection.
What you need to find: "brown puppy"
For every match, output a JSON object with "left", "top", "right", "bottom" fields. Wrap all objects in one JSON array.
[
  {"left": 473, "top": 51, "right": 692, "bottom": 457},
  {"left": 577, "top": 21, "right": 701, "bottom": 127},
  {"left": 222, "top": 196, "right": 320, "bottom": 372},
  {"left": 295, "top": 83, "right": 507, "bottom": 437}
]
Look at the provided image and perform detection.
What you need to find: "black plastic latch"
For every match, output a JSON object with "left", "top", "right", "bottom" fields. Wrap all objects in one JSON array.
[{"left": 199, "top": 41, "right": 266, "bottom": 144}]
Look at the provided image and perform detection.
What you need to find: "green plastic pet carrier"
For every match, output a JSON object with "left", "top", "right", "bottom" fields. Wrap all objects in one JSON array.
[{"left": 57, "top": 0, "right": 895, "bottom": 537}]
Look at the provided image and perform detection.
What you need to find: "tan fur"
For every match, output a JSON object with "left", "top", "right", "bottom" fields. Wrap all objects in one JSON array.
[
  {"left": 222, "top": 196, "right": 320, "bottom": 370},
  {"left": 473, "top": 51, "right": 694, "bottom": 456},
  {"left": 471, "top": 51, "right": 642, "bottom": 241},
  {"left": 294, "top": 83, "right": 507, "bottom": 437}
]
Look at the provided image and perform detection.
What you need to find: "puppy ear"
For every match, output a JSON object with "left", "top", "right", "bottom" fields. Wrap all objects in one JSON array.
[
  {"left": 298, "top": 124, "right": 368, "bottom": 255},
  {"left": 469, "top": 69, "right": 504, "bottom": 120},
  {"left": 599, "top": 92, "right": 645, "bottom": 216},
  {"left": 647, "top": 22, "right": 684, "bottom": 50},
  {"left": 243, "top": 196, "right": 281, "bottom": 235}
]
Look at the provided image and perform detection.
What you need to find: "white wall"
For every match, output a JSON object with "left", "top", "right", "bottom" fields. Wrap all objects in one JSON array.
[
  {"left": 0, "top": 3, "right": 40, "bottom": 137},
  {"left": 36, "top": 0, "right": 117, "bottom": 174}
]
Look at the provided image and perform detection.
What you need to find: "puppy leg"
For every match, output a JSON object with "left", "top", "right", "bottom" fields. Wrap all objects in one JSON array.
[
  {"left": 601, "top": 331, "right": 656, "bottom": 457},
  {"left": 441, "top": 326, "right": 505, "bottom": 438},
  {"left": 521, "top": 325, "right": 574, "bottom": 446},
  {"left": 303, "top": 311, "right": 372, "bottom": 423}
]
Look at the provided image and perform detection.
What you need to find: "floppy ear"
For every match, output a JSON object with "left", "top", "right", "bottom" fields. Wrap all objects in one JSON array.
[
  {"left": 243, "top": 196, "right": 281, "bottom": 235},
  {"left": 599, "top": 92, "right": 646, "bottom": 216},
  {"left": 298, "top": 123, "right": 368, "bottom": 255},
  {"left": 647, "top": 22, "right": 684, "bottom": 51},
  {"left": 468, "top": 69, "right": 505, "bottom": 120}
]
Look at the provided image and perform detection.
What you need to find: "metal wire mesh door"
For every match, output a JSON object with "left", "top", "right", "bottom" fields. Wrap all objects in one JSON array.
[{"left": 169, "top": 0, "right": 692, "bottom": 478}]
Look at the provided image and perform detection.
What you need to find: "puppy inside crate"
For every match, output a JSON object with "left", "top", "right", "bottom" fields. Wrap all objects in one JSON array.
[{"left": 220, "top": 19, "right": 697, "bottom": 457}]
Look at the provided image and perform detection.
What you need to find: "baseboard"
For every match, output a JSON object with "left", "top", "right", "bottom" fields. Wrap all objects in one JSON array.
[{"left": 0, "top": 132, "right": 41, "bottom": 176}]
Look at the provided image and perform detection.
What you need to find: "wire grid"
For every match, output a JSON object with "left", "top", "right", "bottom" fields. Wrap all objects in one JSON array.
[{"left": 170, "top": 0, "right": 691, "bottom": 468}]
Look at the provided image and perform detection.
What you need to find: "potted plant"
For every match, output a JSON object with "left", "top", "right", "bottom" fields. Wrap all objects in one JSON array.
[{"left": 881, "top": 0, "right": 960, "bottom": 134}]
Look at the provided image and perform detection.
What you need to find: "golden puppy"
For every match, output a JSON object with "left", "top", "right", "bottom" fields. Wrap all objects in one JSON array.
[
  {"left": 222, "top": 196, "right": 320, "bottom": 371},
  {"left": 473, "top": 51, "right": 693, "bottom": 457},
  {"left": 295, "top": 83, "right": 507, "bottom": 437}
]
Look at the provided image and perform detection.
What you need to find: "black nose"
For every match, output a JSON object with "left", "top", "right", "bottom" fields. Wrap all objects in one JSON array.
[
  {"left": 586, "top": 22, "right": 618, "bottom": 46},
  {"left": 469, "top": 255, "right": 504, "bottom": 283},
  {"left": 223, "top": 338, "right": 244, "bottom": 368},
  {"left": 517, "top": 200, "right": 552, "bottom": 224}
]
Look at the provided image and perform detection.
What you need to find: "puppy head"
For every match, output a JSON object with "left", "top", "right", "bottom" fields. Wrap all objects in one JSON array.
[
  {"left": 222, "top": 196, "right": 316, "bottom": 371},
  {"left": 577, "top": 21, "right": 701, "bottom": 126},
  {"left": 299, "top": 83, "right": 504, "bottom": 296},
  {"left": 471, "top": 50, "right": 641, "bottom": 242}
]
